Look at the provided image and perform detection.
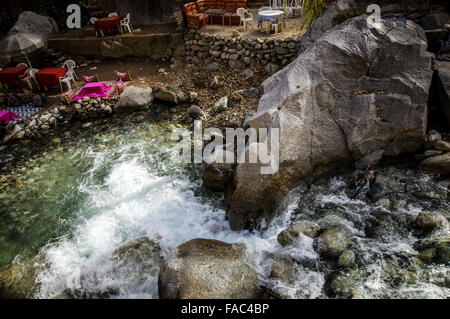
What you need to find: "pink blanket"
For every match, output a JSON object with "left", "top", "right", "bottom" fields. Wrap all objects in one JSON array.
[
  {"left": 0, "top": 110, "right": 21, "bottom": 124},
  {"left": 73, "top": 82, "right": 113, "bottom": 101}
]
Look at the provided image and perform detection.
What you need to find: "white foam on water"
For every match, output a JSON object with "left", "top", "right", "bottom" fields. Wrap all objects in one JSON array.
[{"left": 34, "top": 145, "right": 291, "bottom": 298}]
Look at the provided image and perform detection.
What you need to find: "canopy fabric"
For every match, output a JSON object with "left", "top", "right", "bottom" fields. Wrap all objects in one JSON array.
[
  {"left": 73, "top": 82, "right": 114, "bottom": 101},
  {"left": 0, "top": 32, "right": 46, "bottom": 57}
]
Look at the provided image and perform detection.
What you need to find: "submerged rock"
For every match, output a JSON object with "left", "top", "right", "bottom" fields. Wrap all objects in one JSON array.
[
  {"left": 337, "top": 250, "right": 356, "bottom": 268},
  {"left": 158, "top": 238, "right": 260, "bottom": 299},
  {"left": 320, "top": 227, "right": 352, "bottom": 257},
  {"left": 277, "top": 221, "right": 320, "bottom": 246},
  {"left": 0, "top": 255, "right": 43, "bottom": 298},
  {"left": 270, "top": 255, "right": 295, "bottom": 281},
  {"left": 415, "top": 212, "right": 442, "bottom": 232}
]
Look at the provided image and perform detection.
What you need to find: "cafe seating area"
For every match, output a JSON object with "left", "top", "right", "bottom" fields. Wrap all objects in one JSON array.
[{"left": 184, "top": 0, "right": 248, "bottom": 29}]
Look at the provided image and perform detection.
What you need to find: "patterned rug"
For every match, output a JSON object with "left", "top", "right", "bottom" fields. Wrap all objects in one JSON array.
[{"left": 4, "top": 105, "right": 43, "bottom": 123}]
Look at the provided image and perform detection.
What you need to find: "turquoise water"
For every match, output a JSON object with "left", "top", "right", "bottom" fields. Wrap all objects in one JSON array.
[{"left": 0, "top": 109, "right": 448, "bottom": 299}]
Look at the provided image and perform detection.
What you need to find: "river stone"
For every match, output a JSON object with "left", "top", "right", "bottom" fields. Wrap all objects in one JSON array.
[
  {"left": 225, "top": 16, "right": 434, "bottom": 231},
  {"left": 115, "top": 86, "right": 154, "bottom": 111},
  {"left": 0, "top": 255, "right": 43, "bottom": 298},
  {"left": 417, "top": 248, "right": 436, "bottom": 263},
  {"left": 154, "top": 87, "right": 178, "bottom": 104},
  {"left": 277, "top": 221, "right": 320, "bottom": 246},
  {"left": 337, "top": 250, "right": 356, "bottom": 268},
  {"left": 433, "top": 140, "right": 450, "bottom": 152},
  {"left": 415, "top": 212, "right": 442, "bottom": 232},
  {"left": 8, "top": 11, "right": 58, "bottom": 39},
  {"left": 329, "top": 269, "right": 365, "bottom": 299},
  {"left": 214, "top": 96, "right": 228, "bottom": 112},
  {"left": 270, "top": 255, "right": 295, "bottom": 281},
  {"left": 203, "top": 149, "right": 235, "bottom": 191},
  {"left": 420, "top": 152, "right": 450, "bottom": 175},
  {"left": 188, "top": 105, "right": 207, "bottom": 120},
  {"left": 158, "top": 239, "right": 260, "bottom": 299},
  {"left": 320, "top": 227, "right": 352, "bottom": 257}
]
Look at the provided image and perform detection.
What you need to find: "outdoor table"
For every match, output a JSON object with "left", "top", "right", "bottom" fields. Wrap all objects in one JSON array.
[
  {"left": 94, "top": 16, "right": 123, "bottom": 34},
  {"left": 258, "top": 10, "right": 284, "bottom": 32},
  {"left": 73, "top": 82, "right": 112, "bottom": 101},
  {"left": 36, "top": 68, "right": 68, "bottom": 89},
  {"left": 204, "top": 8, "right": 226, "bottom": 25},
  {"left": 0, "top": 110, "right": 21, "bottom": 124},
  {"left": 0, "top": 67, "right": 27, "bottom": 85}
]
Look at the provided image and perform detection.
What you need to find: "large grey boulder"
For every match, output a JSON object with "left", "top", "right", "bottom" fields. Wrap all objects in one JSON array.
[
  {"left": 225, "top": 16, "right": 434, "bottom": 230},
  {"left": 8, "top": 11, "right": 58, "bottom": 39},
  {"left": 115, "top": 86, "right": 154, "bottom": 111},
  {"left": 158, "top": 239, "right": 260, "bottom": 299},
  {"left": 298, "top": 0, "right": 356, "bottom": 54}
]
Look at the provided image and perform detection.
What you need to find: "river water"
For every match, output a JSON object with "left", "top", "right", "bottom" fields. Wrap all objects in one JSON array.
[{"left": 0, "top": 108, "right": 448, "bottom": 299}]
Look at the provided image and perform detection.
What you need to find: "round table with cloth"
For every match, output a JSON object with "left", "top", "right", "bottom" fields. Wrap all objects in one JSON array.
[
  {"left": 257, "top": 9, "right": 284, "bottom": 27},
  {"left": 0, "top": 67, "right": 27, "bottom": 85},
  {"left": 36, "top": 68, "right": 68, "bottom": 88},
  {"left": 94, "top": 16, "right": 123, "bottom": 33}
]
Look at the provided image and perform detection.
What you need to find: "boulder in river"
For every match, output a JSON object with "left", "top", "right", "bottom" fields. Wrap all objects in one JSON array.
[
  {"left": 320, "top": 227, "right": 352, "bottom": 257},
  {"left": 115, "top": 86, "right": 154, "bottom": 111},
  {"left": 420, "top": 152, "right": 450, "bottom": 175},
  {"left": 415, "top": 212, "right": 442, "bottom": 232},
  {"left": 225, "top": 16, "right": 434, "bottom": 230},
  {"left": 277, "top": 221, "right": 320, "bottom": 246},
  {"left": 158, "top": 238, "right": 260, "bottom": 299}
]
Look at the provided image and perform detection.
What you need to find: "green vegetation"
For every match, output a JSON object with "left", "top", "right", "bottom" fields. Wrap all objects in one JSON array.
[
  {"left": 333, "top": 8, "right": 366, "bottom": 25},
  {"left": 302, "top": 0, "right": 327, "bottom": 28},
  {"left": 165, "top": 85, "right": 176, "bottom": 92}
]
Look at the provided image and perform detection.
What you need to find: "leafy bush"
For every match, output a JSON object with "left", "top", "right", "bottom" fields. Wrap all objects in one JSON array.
[{"left": 333, "top": 8, "right": 366, "bottom": 25}]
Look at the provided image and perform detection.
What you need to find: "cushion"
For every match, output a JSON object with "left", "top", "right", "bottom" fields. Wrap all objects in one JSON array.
[
  {"left": 83, "top": 74, "right": 99, "bottom": 83},
  {"left": 115, "top": 71, "right": 132, "bottom": 81}
]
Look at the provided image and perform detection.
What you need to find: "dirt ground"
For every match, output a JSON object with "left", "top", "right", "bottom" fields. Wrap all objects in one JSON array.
[{"left": 71, "top": 55, "right": 266, "bottom": 129}]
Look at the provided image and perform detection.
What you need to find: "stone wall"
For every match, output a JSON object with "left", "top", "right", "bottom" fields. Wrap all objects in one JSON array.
[
  {"left": 2, "top": 96, "right": 116, "bottom": 143},
  {"left": 184, "top": 30, "right": 301, "bottom": 69}
]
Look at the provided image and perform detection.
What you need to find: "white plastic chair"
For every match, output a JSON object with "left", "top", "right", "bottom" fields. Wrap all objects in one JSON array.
[
  {"left": 90, "top": 17, "right": 104, "bottom": 37},
  {"left": 259, "top": 6, "right": 272, "bottom": 12},
  {"left": 285, "top": 7, "right": 293, "bottom": 19},
  {"left": 237, "top": 8, "right": 253, "bottom": 31},
  {"left": 108, "top": 12, "right": 118, "bottom": 17},
  {"left": 62, "top": 60, "right": 78, "bottom": 80},
  {"left": 120, "top": 13, "right": 133, "bottom": 34},
  {"left": 16, "top": 63, "right": 29, "bottom": 68},
  {"left": 22, "top": 68, "right": 40, "bottom": 90},
  {"left": 59, "top": 70, "right": 77, "bottom": 92}
]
